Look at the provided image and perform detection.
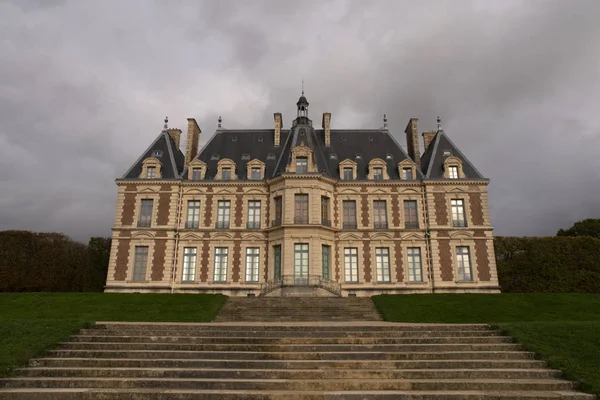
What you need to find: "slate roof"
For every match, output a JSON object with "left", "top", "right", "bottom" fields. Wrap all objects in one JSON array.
[
  {"left": 121, "top": 131, "right": 185, "bottom": 180},
  {"left": 420, "top": 130, "right": 486, "bottom": 180}
]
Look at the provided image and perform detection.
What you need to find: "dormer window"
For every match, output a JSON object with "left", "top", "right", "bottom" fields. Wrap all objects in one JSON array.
[
  {"left": 398, "top": 160, "right": 416, "bottom": 181},
  {"left": 267, "top": 153, "right": 276, "bottom": 160},
  {"left": 250, "top": 168, "right": 261, "bottom": 180},
  {"left": 448, "top": 166, "right": 459, "bottom": 179},
  {"left": 192, "top": 168, "right": 202, "bottom": 181},
  {"left": 147, "top": 166, "right": 156, "bottom": 179},
  {"left": 373, "top": 168, "right": 383, "bottom": 180},
  {"left": 296, "top": 157, "right": 308, "bottom": 173},
  {"left": 187, "top": 159, "right": 207, "bottom": 180},
  {"left": 152, "top": 150, "right": 163, "bottom": 158},
  {"left": 443, "top": 156, "right": 464, "bottom": 179},
  {"left": 367, "top": 158, "right": 389, "bottom": 181},
  {"left": 241, "top": 153, "right": 250, "bottom": 161},
  {"left": 343, "top": 168, "right": 353, "bottom": 180},
  {"left": 402, "top": 167, "right": 413, "bottom": 180},
  {"left": 141, "top": 157, "right": 162, "bottom": 179},
  {"left": 222, "top": 168, "right": 231, "bottom": 180}
]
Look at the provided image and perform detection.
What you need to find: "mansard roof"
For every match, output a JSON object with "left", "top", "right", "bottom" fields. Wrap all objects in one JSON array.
[
  {"left": 420, "top": 130, "right": 486, "bottom": 180},
  {"left": 121, "top": 130, "right": 185, "bottom": 180}
]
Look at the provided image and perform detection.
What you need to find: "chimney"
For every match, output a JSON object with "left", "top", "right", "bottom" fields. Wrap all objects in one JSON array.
[
  {"left": 167, "top": 128, "right": 182, "bottom": 149},
  {"left": 273, "top": 113, "right": 282, "bottom": 147},
  {"left": 405, "top": 118, "right": 421, "bottom": 169},
  {"left": 322, "top": 112, "right": 331, "bottom": 147},
  {"left": 185, "top": 118, "right": 201, "bottom": 168},
  {"left": 422, "top": 131, "right": 436, "bottom": 152}
]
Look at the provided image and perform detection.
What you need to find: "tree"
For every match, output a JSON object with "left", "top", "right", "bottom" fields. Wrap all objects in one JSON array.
[{"left": 557, "top": 218, "right": 600, "bottom": 239}]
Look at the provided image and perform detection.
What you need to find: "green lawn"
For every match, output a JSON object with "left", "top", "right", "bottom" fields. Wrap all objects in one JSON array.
[
  {"left": 372, "top": 293, "right": 600, "bottom": 396},
  {"left": 0, "top": 293, "right": 227, "bottom": 377}
]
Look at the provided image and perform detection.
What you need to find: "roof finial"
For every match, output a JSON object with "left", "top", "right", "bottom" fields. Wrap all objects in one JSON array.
[
  {"left": 301, "top": 78, "right": 304, "bottom": 95},
  {"left": 383, "top": 114, "right": 388, "bottom": 128},
  {"left": 437, "top": 116, "right": 442, "bottom": 131},
  {"left": 163, "top": 116, "right": 168, "bottom": 130},
  {"left": 218, "top": 116, "right": 222, "bottom": 128}
]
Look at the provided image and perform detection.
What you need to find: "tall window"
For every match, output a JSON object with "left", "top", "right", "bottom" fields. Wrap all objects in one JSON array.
[
  {"left": 186, "top": 200, "right": 200, "bottom": 228},
  {"left": 221, "top": 167, "right": 231, "bottom": 180},
  {"left": 273, "top": 196, "right": 282, "bottom": 226},
  {"left": 250, "top": 167, "right": 261, "bottom": 180},
  {"left": 296, "top": 157, "right": 308, "bottom": 173},
  {"left": 294, "top": 194, "right": 309, "bottom": 224},
  {"left": 191, "top": 168, "right": 202, "bottom": 181},
  {"left": 402, "top": 167, "right": 413, "bottom": 180},
  {"left": 375, "top": 248, "right": 390, "bottom": 283},
  {"left": 321, "top": 197, "right": 330, "bottom": 226},
  {"left": 247, "top": 200, "right": 261, "bottom": 229},
  {"left": 456, "top": 246, "right": 473, "bottom": 281},
  {"left": 273, "top": 245, "right": 281, "bottom": 281},
  {"left": 322, "top": 245, "right": 331, "bottom": 280},
  {"left": 407, "top": 247, "right": 423, "bottom": 282},
  {"left": 137, "top": 199, "right": 153, "bottom": 227},
  {"left": 213, "top": 247, "right": 228, "bottom": 282},
  {"left": 373, "top": 200, "right": 388, "bottom": 229},
  {"left": 147, "top": 166, "right": 156, "bottom": 179},
  {"left": 344, "top": 247, "right": 359, "bottom": 283},
  {"left": 245, "top": 248, "right": 260, "bottom": 282},
  {"left": 343, "top": 200, "right": 357, "bottom": 229},
  {"left": 294, "top": 244, "right": 309, "bottom": 284},
  {"left": 448, "top": 166, "right": 459, "bottom": 179},
  {"left": 132, "top": 246, "right": 148, "bottom": 281},
  {"left": 216, "top": 200, "right": 230, "bottom": 229},
  {"left": 373, "top": 167, "right": 383, "bottom": 180},
  {"left": 451, "top": 199, "right": 467, "bottom": 227},
  {"left": 404, "top": 200, "right": 419, "bottom": 229},
  {"left": 343, "top": 167, "right": 353, "bottom": 180},
  {"left": 182, "top": 247, "right": 197, "bottom": 282}
]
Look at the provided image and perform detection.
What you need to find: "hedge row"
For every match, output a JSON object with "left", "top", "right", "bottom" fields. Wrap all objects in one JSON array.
[
  {"left": 494, "top": 236, "right": 600, "bottom": 293},
  {"left": 0, "top": 231, "right": 110, "bottom": 292}
]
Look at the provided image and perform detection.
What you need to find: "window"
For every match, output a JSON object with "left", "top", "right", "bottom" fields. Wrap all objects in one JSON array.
[
  {"left": 273, "top": 196, "right": 282, "bottom": 226},
  {"left": 343, "top": 200, "right": 357, "bottom": 229},
  {"left": 186, "top": 200, "right": 200, "bottom": 228},
  {"left": 407, "top": 247, "right": 423, "bottom": 282},
  {"left": 373, "top": 167, "right": 383, "bottom": 180},
  {"left": 191, "top": 168, "right": 202, "bottom": 181},
  {"left": 213, "top": 247, "right": 228, "bottom": 282},
  {"left": 267, "top": 153, "right": 276, "bottom": 160},
  {"left": 245, "top": 248, "right": 260, "bottom": 282},
  {"left": 152, "top": 150, "right": 163, "bottom": 158},
  {"left": 448, "top": 166, "right": 459, "bottom": 179},
  {"left": 451, "top": 199, "right": 467, "bottom": 227},
  {"left": 330, "top": 153, "right": 337, "bottom": 160},
  {"left": 132, "top": 246, "right": 149, "bottom": 281},
  {"left": 211, "top": 154, "right": 220, "bottom": 160},
  {"left": 375, "top": 248, "right": 390, "bottom": 283},
  {"left": 404, "top": 200, "right": 419, "bottom": 229},
  {"left": 294, "top": 244, "right": 309, "bottom": 284},
  {"left": 216, "top": 200, "right": 230, "bottom": 229},
  {"left": 456, "top": 246, "right": 473, "bottom": 281},
  {"left": 137, "top": 199, "right": 153, "bottom": 227},
  {"left": 294, "top": 194, "right": 308, "bottom": 224},
  {"left": 322, "top": 245, "right": 331, "bottom": 280},
  {"left": 182, "top": 247, "right": 197, "bottom": 282},
  {"left": 343, "top": 167, "right": 353, "bottom": 180},
  {"left": 321, "top": 197, "right": 330, "bottom": 226},
  {"left": 296, "top": 157, "right": 308, "bottom": 173},
  {"left": 221, "top": 167, "right": 231, "bottom": 180},
  {"left": 373, "top": 200, "right": 388, "bottom": 229},
  {"left": 443, "top": 150, "right": 452, "bottom": 157},
  {"left": 250, "top": 167, "right": 261, "bottom": 180},
  {"left": 241, "top": 153, "right": 250, "bottom": 161},
  {"left": 247, "top": 200, "right": 261, "bottom": 229},
  {"left": 402, "top": 167, "right": 413, "bottom": 180},
  {"left": 273, "top": 245, "right": 281, "bottom": 281},
  {"left": 344, "top": 248, "right": 359, "bottom": 283},
  {"left": 146, "top": 166, "right": 156, "bottom": 179}
]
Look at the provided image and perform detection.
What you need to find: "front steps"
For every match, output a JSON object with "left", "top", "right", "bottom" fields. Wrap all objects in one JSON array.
[{"left": 0, "top": 322, "right": 595, "bottom": 399}]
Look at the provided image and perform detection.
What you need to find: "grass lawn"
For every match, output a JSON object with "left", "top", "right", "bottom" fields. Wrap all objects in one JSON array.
[
  {"left": 0, "top": 292, "right": 227, "bottom": 377},
  {"left": 372, "top": 293, "right": 600, "bottom": 396}
]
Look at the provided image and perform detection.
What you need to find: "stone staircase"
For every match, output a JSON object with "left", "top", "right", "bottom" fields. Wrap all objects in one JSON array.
[
  {"left": 0, "top": 321, "right": 595, "bottom": 399},
  {"left": 214, "top": 297, "right": 382, "bottom": 322}
]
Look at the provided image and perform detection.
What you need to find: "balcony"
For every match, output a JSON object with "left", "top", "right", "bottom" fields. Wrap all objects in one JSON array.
[
  {"left": 185, "top": 221, "right": 199, "bottom": 229},
  {"left": 343, "top": 222, "right": 357, "bottom": 229},
  {"left": 374, "top": 221, "right": 388, "bottom": 229},
  {"left": 215, "top": 221, "right": 230, "bottom": 229},
  {"left": 271, "top": 219, "right": 282, "bottom": 227},
  {"left": 453, "top": 220, "right": 468, "bottom": 228},
  {"left": 247, "top": 221, "right": 261, "bottom": 230},
  {"left": 294, "top": 216, "right": 309, "bottom": 224},
  {"left": 137, "top": 220, "right": 151, "bottom": 228},
  {"left": 404, "top": 222, "right": 419, "bottom": 230},
  {"left": 321, "top": 218, "right": 332, "bottom": 227}
]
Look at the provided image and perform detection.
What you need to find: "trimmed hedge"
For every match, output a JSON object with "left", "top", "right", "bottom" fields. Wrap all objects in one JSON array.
[{"left": 495, "top": 236, "right": 600, "bottom": 293}]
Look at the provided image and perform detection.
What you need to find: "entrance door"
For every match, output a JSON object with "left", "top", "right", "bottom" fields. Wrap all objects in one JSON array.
[
  {"left": 294, "top": 243, "right": 309, "bottom": 285},
  {"left": 273, "top": 245, "right": 281, "bottom": 281}
]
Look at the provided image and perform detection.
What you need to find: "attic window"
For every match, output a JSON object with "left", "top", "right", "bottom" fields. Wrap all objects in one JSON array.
[
  {"left": 232, "top": 136, "right": 237, "bottom": 142},
  {"left": 369, "top": 136, "right": 373, "bottom": 141},
  {"left": 152, "top": 150, "right": 163, "bottom": 158},
  {"left": 299, "top": 128, "right": 306, "bottom": 136},
  {"left": 355, "top": 154, "right": 362, "bottom": 160},
  {"left": 330, "top": 153, "right": 337, "bottom": 160},
  {"left": 241, "top": 154, "right": 250, "bottom": 161},
  {"left": 342, "top": 136, "right": 346, "bottom": 141},
  {"left": 258, "top": 137, "right": 263, "bottom": 142},
  {"left": 267, "top": 153, "right": 276, "bottom": 160},
  {"left": 385, "top": 154, "right": 393, "bottom": 160},
  {"left": 443, "top": 150, "right": 452, "bottom": 157},
  {"left": 211, "top": 154, "right": 220, "bottom": 160}
]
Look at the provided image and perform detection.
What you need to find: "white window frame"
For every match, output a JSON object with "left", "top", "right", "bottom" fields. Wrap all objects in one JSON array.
[
  {"left": 213, "top": 247, "right": 228, "bottom": 282},
  {"left": 186, "top": 200, "right": 200, "bottom": 228},
  {"left": 191, "top": 168, "right": 202, "bottom": 181},
  {"left": 456, "top": 246, "right": 473, "bottom": 281},
  {"left": 250, "top": 167, "right": 261, "bottom": 180},
  {"left": 343, "top": 167, "right": 353, "bottom": 180},
  {"left": 182, "top": 247, "right": 197, "bottom": 282},
  {"left": 138, "top": 199, "right": 153, "bottom": 227},
  {"left": 294, "top": 244, "right": 309, "bottom": 284},
  {"left": 216, "top": 200, "right": 231, "bottom": 229},
  {"left": 221, "top": 167, "right": 232, "bottom": 181},
  {"left": 146, "top": 166, "right": 156, "bottom": 179},
  {"left": 402, "top": 167, "right": 413, "bottom": 180},
  {"left": 373, "top": 167, "right": 383, "bottom": 180},
  {"left": 373, "top": 200, "right": 388, "bottom": 229},
  {"left": 451, "top": 199, "right": 467, "bottom": 227},
  {"left": 375, "top": 247, "right": 390, "bottom": 283},
  {"left": 132, "top": 246, "right": 149, "bottom": 281},
  {"left": 448, "top": 166, "right": 459, "bottom": 179},
  {"left": 247, "top": 200, "right": 261, "bottom": 229},
  {"left": 407, "top": 247, "right": 423, "bottom": 282},
  {"left": 296, "top": 157, "right": 308, "bottom": 173},
  {"left": 344, "top": 247, "right": 359, "bottom": 283},
  {"left": 245, "top": 247, "right": 260, "bottom": 282}
]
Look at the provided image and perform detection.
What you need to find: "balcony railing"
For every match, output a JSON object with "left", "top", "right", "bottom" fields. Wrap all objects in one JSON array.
[
  {"left": 246, "top": 221, "right": 261, "bottom": 230},
  {"left": 374, "top": 221, "right": 388, "bottom": 229},
  {"left": 343, "top": 222, "right": 357, "bottom": 229},
  {"left": 294, "top": 216, "right": 309, "bottom": 224},
  {"left": 260, "top": 274, "right": 342, "bottom": 297},
  {"left": 215, "top": 221, "right": 230, "bottom": 229},
  {"left": 404, "top": 222, "right": 419, "bottom": 230},
  {"left": 137, "top": 220, "right": 151, "bottom": 228},
  {"left": 271, "top": 219, "right": 282, "bottom": 227},
  {"left": 321, "top": 218, "right": 332, "bottom": 227},
  {"left": 453, "top": 220, "right": 468, "bottom": 228},
  {"left": 185, "top": 221, "right": 199, "bottom": 229}
]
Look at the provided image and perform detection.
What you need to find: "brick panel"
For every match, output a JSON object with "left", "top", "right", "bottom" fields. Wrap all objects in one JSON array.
[
  {"left": 234, "top": 186, "right": 244, "bottom": 228},
  {"left": 335, "top": 244, "right": 340, "bottom": 281},
  {"left": 333, "top": 197, "right": 339, "bottom": 226},
  {"left": 360, "top": 193, "right": 369, "bottom": 227},
  {"left": 362, "top": 233, "right": 372, "bottom": 283},
  {"left": 391, "top": 194, "right": 400, "bottom": 226},
  {"left": 121, "top": 193, "right": 136, "bottom": 226},
  {"left": 438, "top": 239, "right": 453, "bottom": 281},
  {"left": 114, "top": 239, "right": 131, "bottom": 281},
  {"left": 200, "top": 233, "right": 210, "bottom": 282},
  {"left": 157, "top": 194, "right": 171, "bottom": 226},
  {"left": 475, "top": 239, "right": 491, "bottom": 281},
  {"left": 469, "top": 192, "right": 484, "bottom": 225},
  {"left": 473, "top": 229, "right": 486, "bottom": 237},
  {"left": 204, "top": 190, "right": 213, "bottom": 227},
  {"left": 394, "top": 234, "right": 404, "bottom": 282},
  {"left": 231, "top": 233, "right": 242, "bottom": 282},
  {"left": 434, "top": 193, "right": 448, "bottom": 226},
  {"left": 151, "top": 240, "right": 166, "bottom": 281}
]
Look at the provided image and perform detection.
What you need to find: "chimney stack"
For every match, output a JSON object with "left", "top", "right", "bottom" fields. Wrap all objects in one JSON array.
[
  {"left": 405, "top": 118, "right": 421, "bottom": 169},
  {"left": 274, "top": 113, "right": 282, "bottom": 147},
  {"left": 322, "top": 112, "right": 331, "bottom": 147},
  {"left": 422, "top": 131, "right": 436, "bottom": 152},
  {"left": 167, "top": 128, "right": 182, "bottom": 149},
  {"left": 185, "top": 118, "right": 201, "bottom": 168}
]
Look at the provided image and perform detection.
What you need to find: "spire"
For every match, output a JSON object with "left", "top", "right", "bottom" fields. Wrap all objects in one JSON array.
[
  {"left": 383, "top": 114, "right": 388, "bottom": 128},
  {"left": 302, "top": 78, "right": 304, "bottom": 95},
  {"left": 437, "top": 116, "right": 442, "bottom": 132},
  {"left": 218, "top": 116, "right": 222, "bottom": 129},
  {"left": 163, "top": 116, "right": 168, "bottom": 130},
  {"left": 297, "top": 89, "right": 309, "bottom": 118}
]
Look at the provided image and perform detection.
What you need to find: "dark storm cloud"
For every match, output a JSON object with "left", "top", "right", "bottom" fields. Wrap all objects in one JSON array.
[{"left": 1, "top": 0, "right": 599, "bottom": 241}]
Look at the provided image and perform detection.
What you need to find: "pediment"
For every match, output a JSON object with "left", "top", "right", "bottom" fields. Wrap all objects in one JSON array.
[
  {"left": 131, "top": 231, "right": 155, "bottom": 239},
  {"left": 401, "top": 232, "right": 425, "bottom": 241},
  {"left": 247, "top": 158, "right": 265, "bottom": 167},
  {"left": 449, "top": 187, "right": 466, "bottom": 193},
  {"left": 339, "top": 158, "right": 357, "bottom": 166},
  {"left": 449, "top": 231, "right": 473, "bottom": 239},
  {"left": 139, "top": 187, "right": 158, "bottom": 194},
  {"left": 210, "top": 232, "right": 234, "bottom": 241},
  {"left": 181, "top": 232, "right": 204, "bottom": 241},
  {"left": 372, "top": 188, "right": 389, "bottom": 195},
  {"left": 370, "top": 232, "right": 394, "bottom": 241},
  {"left": 246, "top": 188, "right": 266, "bottom": 195},
  {"left": 339, "top": 188, "right": 359, "bottom": 194},
  {"left": 214, "top": 188, "right": 235, "bottom": 195},
  {"left": 401, "top": 188, "right": 420, "bottom": 194},
  {"left": 339, "top": 232, "right": 363, "bottom": 241},
  {"left": 188, "top": 159, "right": 207, "bottom": 167},
  {"left": 242, "top": 233, "right": 265, "bottom": 241},
  {"left": 184, "top": 188, "right": 204, "bottom": 195}
]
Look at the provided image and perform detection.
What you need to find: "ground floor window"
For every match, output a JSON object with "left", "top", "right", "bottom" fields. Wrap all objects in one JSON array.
[
  {"left": 245, "top": 247, "right": 260, "bottom": 282},
  {"left": 322, "top": 245, "right": 331, "bottom": 280},
  {"left": 182, "top": 247, "right": 197, "bottom": 282},
  {"left": 294, "top": 244, "right": 309, "bottom": 284},
  {"left": 407, "top": 247, "right": 423, "bottom": 282},
  {"left": 273, "top": 245, "right": 281, "bottom": 281},
  {"left": 344, "top": 247, "right": 358, "bottom": 283},
  {"left": 456, "top": 246, "right": 473, "bottom": 281},
  {"left": 213, "top": 247, "right": 228, "bottom": 282},
  {"left": 375, "top": 247, "right": 390, "bottom": 283},
  {"left": 132, "top": 246, "right": 148, "bottom": 281}
]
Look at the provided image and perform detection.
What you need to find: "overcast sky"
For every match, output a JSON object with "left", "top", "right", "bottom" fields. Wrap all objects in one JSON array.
[{"left": 1, "top": 0, "right": 599, "bottom": 242}]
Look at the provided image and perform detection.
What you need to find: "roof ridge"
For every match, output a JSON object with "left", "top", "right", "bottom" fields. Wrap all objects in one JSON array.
[
  {"left": 162, "top": 132, "right": 179, "bottom": 178},
  {"left": 425, "top": 131, "right": 442, "bottom": 179}
]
